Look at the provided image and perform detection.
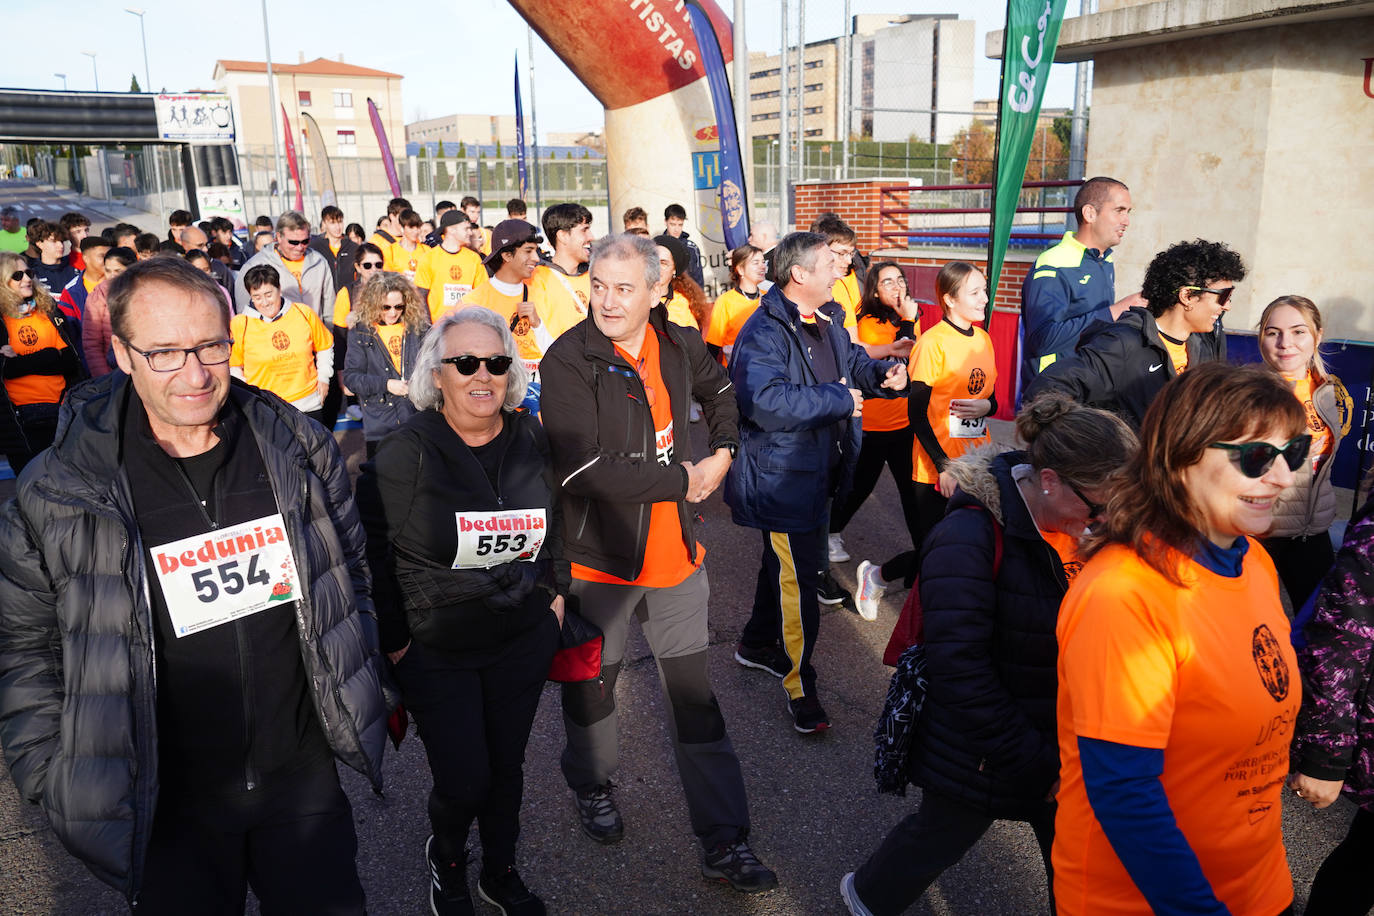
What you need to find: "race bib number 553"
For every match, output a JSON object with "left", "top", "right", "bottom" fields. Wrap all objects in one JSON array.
[
  {"left": 453, "top": 509, "right": 547, "bottom": 569},
  {"left": 152, "top": 514, "right": 299, "bottom": 638}
]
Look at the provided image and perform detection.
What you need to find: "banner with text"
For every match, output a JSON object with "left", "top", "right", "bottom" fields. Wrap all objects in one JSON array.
[
  {"left": 685, "top": 0, "right": 749, "bottom": 250},
  {"left": 514, "top": 55, "right": 528, "bottom": 199},
  {"left": 988, "top": 0, "right": 1068, "bottom": 308}
]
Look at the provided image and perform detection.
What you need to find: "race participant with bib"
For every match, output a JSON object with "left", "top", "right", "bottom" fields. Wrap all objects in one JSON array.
[
  {"left": 463, "top": 220, "right": 549, "bottom": 410},
  {"left": 1053, "top": 363, "right": 1303, "bottom": 916},
  {"left": 1256, "top": 295, "right": 1351, "bottom": 611},
  {"left": 1025, "top": 239, "right": 1245, "bottom": 428},
  {"left": 842, "top": 394, "right": 1135, "bottom": 915},
  {"left": 416, "top": 210, "right": 488, "bottom": 322},
  {"left": 703, "top": 243, "right": 765, "bottom": 365},
  {"left": 357, "top": 307, "right": 563, "bottom": 916},
  {"left": 540, "top": 234, "right": 778, "bottom": 894},
  {"left": 231, "top": 265, "right": 335, "bottom": 427},
  {"left": 0, "top": 256, "right": 389, "bottom": 913},
  {"left": 862, "top": 262, "right": 996, "bottom": 592},
  {"left": 0, "top": 251, "right": 84, "bottom": 473},
  {"left": 343, "top": 273, "right": 425, "bottom": 460},
  {"left": 529, "top": 203, "right": 593, "bottom": 340}
]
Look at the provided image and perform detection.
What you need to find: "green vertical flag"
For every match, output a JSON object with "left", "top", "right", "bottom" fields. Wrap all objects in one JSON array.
[{"left": 988, "top": 0, "right": 1068, "bottom": 308}]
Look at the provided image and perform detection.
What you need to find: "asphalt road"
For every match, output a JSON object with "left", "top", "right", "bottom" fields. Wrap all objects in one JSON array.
[
  {"left": 0, "top": 179, "right": 156, "bottom": 238},
  {"left": 0, "top": 364, "right": 1355, "bottom": 913}
]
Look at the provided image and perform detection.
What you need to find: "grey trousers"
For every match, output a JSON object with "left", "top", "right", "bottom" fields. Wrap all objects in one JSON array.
[{"left": 560, "top": 567, "right": 751, "bottom": 848}]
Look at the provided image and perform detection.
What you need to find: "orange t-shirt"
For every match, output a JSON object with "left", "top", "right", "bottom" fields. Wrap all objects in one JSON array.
[
  {"left": 664, "top": 290, "right": 699, "bottom": 331},
  {"left": 909, "top": 319, "right": 997, "bottom": 484},
  {"left": 1160, "top": 333, "right": 1189, "bottom": 374},
  {"left": 831, "top": 272, "right": 860, "bottom": 328},
  {"left": 2, "top": 313, "right": 68, "bottom": 405},
  {"left": 1289, "top": 371, "right": 1332, "bottom": 469},
  {"left": 857, "top": 314, "right": 911, "bottom": 432},
  {"left": 1053, "top": 542, "right": 1298, "bottom": 916},
  {"left": 376, "top": 321, "right": 406, "bottom": 374},
  {"left": 280, "top": 256, "right": 306, "bottom": 296},
  {"left": 461, "top": 281, "right": 547, "bottom": 372},
  {"left": 573, "top": 328, "right": 700, "bottom": 588},
  {"left": 704, "top": 287, "right": 761, "bottom": 358},
  {"left": 385, "top": 241, "right": 430, "bottom": 278}
]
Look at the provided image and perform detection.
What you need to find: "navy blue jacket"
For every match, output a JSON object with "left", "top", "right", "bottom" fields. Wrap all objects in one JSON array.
[
  {"left": 907, "top": 449, "right": 1065, "bottom": 818},
  {"left": 725, "top": 285, "right": 901, "bottom": 532}
]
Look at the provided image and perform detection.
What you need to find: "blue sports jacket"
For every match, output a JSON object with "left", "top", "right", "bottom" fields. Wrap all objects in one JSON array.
[{"left": 725, "top": 285, "right": 900, "bottom": 533}]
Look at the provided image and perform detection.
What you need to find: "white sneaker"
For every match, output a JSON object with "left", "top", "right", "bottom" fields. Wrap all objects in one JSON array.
[
  {"left": 840, "top": 872, "right": 874, "bottom": 916},
  {"left": 828, "top": 533, "right": 850, "bottom": 563},
  {"left": 855, "top": 560, "right": 886, "bottom": 621}
]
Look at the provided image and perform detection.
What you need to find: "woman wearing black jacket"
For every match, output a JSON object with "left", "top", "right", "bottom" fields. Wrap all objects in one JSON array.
[
  {"left": 357, "top": 307, "right": 565, "bottom": 916},
  {"left": 842, "top": 394, "right": 1135, "bottom": 916},
  {"left": 342, "top": 273, "right": 426, "bottom": 459}
]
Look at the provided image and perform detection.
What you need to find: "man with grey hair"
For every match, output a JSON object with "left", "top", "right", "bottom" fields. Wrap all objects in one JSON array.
[
  {"left": 233, "top": 211, "right": 336, "bottom": 319},
  {"left": 0, "top": 256, "right": 388, "bottom": 911},
  {"left": 539, "top": 233, "right": 777, "bottom": 894},
  {"left": 727, "top": 231, "right": 908, "bottom": 735}
]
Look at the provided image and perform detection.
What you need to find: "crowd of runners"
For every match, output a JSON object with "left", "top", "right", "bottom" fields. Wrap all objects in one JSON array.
[{"left": 0, "top": 179, "right": 1370, "bottom": 916}]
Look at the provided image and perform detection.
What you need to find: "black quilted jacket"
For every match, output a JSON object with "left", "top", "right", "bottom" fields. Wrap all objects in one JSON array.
[
  {"left": 0, "top": 374, "right": 391, "bottom": 902},
  {"left": 906, "top": 448, "right": 1067, "bottom": 819}
]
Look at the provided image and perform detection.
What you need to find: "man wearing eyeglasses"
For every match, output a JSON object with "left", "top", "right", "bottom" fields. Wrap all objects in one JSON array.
[
  {"left": 233, "top": 210, "right": 336, "bottom": 323},
  {"left": 1025, "top": 238, "right": 1246, "bottom": 428},
  {"left": 0, "top": 256, "right": 389, "bottom": 913}
]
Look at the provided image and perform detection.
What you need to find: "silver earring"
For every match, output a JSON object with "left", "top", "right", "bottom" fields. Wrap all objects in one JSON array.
[{"left": 1043, "top": 489, "right": 1050, "bottom": 496}]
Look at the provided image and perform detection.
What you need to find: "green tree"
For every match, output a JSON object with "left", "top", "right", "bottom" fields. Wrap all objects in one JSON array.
[
  {"left": 416, "top": 145, "right": 429, "bottom": 191},
  {"left": 435, "top": 140, "right": 451, "bottom": 191},
  {"left": 457, "top": 140, "right": 467, "bottom": 158},
  {"left": 130, "top": 74, "right": 142, "bottom": 93},
  {"left": 1051, "top": 116, "right": 1071, "bottom": 152}
]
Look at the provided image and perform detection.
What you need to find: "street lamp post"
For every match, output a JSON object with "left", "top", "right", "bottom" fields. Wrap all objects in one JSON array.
[
  {"left": 261, "top": 0, "right": 286, "bottom": 212},
  {"left": 81, "top": 51, "right": 99, "bottom": 91},
  {"left": 125, "top": 7, "right": 166, "bottom": 224},
  {"left": 54, "top": 73, "right": 67, "bottom": 90}
]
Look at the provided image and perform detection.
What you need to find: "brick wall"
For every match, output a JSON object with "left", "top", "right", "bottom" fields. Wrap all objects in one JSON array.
[{"left": 793, "top": 180, "right": 887, "bottom": 254}]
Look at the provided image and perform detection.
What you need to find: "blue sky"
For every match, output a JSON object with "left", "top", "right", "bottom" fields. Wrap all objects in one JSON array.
[{"left": 1, "top": 0, "right": 1083, "bottom": 139}]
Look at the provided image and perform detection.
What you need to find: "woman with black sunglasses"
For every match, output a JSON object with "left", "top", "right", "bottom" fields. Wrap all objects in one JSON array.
[
  {"left": 1051, "top": 363, "right": 1305, "bottom": 916},
  {"left": 331, "top": 241, "right": 387, "bottom": 330},
  {"left": 342, "top": 273, "right": 426, "bottom": 460},
  {"left": 842, "top": 393, "right": 1135, "bottom": 916},
  {"left": 1025, "top": 239, "right": 1245, "bottom": 428},
  {"left": 0, "top": 251, "right": 83, "bottom": 473},
  {"left": 356, "top": 307, "right": 565, "bottom": 916}
]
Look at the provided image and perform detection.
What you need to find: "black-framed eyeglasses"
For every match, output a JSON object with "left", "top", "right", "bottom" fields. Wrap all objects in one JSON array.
[
  {"left": 358, "top": 261, "right": 384, "bottom": 269},
  {"left": 1181, "top": 285, "right": 1236, "bottom": 307},
  {"left": 123, "top": 338, "right": 233, "bottom": 372},
  {"left": 10, "top": 269, "right": 34, "bottom": 281},
  {"left": 441, "top": 354, "right": 513, "bottom": 376},
  {"left": 1210, "top": 435, "right": 1311, "bottom": 478},
  {"left": 1063, "top": 479, "right": 1105, "bottom": 520}
]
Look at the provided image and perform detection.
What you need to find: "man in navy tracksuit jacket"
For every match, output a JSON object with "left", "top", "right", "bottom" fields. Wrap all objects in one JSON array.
[{"left": 725, "top": 231, "right": 908, "bottom": 735}]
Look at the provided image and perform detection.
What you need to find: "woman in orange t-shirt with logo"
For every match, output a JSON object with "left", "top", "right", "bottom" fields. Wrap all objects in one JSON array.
[
  {"left": 1054, "top": 363, "right": 1305, "bottom": 916},
  {"left": 0, "top": 251, "right": 83, "bottom": 473},
  {"left": 1256, "top": 295, "right": 1351, "bottom": 611}
]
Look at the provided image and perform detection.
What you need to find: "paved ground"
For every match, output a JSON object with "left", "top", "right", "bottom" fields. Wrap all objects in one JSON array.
[
  {"left": 0, "top": 178, "right": 157, "bottom": 238},
  {"left": 0, "top": 402, "right": 1357, "bottom": 914}
]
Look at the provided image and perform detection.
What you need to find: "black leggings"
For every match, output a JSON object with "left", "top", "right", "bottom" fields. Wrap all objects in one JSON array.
[
  {"left": 830, "top": 427, "right": 920, "bottom": 537},
  {"left": 878, "top": 482, "right": 948, "bottom": 588},
  {"left": 1305, "top": 805, "right": 1374, "bottom": 916}
]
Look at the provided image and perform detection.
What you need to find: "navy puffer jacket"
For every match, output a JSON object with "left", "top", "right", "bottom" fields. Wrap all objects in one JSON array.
[
  {"left": 906, "top": 447, "right": 1067, "bottom": 818},
  {"left": 725, "top": 285, "right": 900, "bottom": 532}
]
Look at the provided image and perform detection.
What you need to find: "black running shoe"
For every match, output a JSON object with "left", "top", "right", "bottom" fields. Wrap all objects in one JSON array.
[
  {"left": 734, "top": 642, "right": 791, "bottom": 678},
  {"left": 817, "top": 570, "right": 850, "bottom": 606},
  {"left": 788, "top": 693, "right": 831, "bottom": 734},
  {"left": 477, "top": 865, "right": 546, "bottom": 916},
  {"left": 426, "top": 835, "right": 474, "bottom": 916},
  {"left": 574, "top": 783, "right": 624, "bottom": 844},
  {"left": 702, "top": 837, "right": 779, "bottom": 894}
]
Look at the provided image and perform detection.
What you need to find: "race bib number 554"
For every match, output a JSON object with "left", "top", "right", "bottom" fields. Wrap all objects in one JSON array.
[
  {"left": 152, "top": 514, "right": 299, "bottom": 638},
  {"left": 453, "top": 509, "right": 547, "bottom": 569}
]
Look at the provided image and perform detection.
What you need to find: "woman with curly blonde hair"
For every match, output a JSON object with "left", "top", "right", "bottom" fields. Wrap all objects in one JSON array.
[
  {"left": 343, "top": 272, "right": 428, "bottom": 458},
  {"left": 0, "top": 250, "right": 83, "bottom": 472}
]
